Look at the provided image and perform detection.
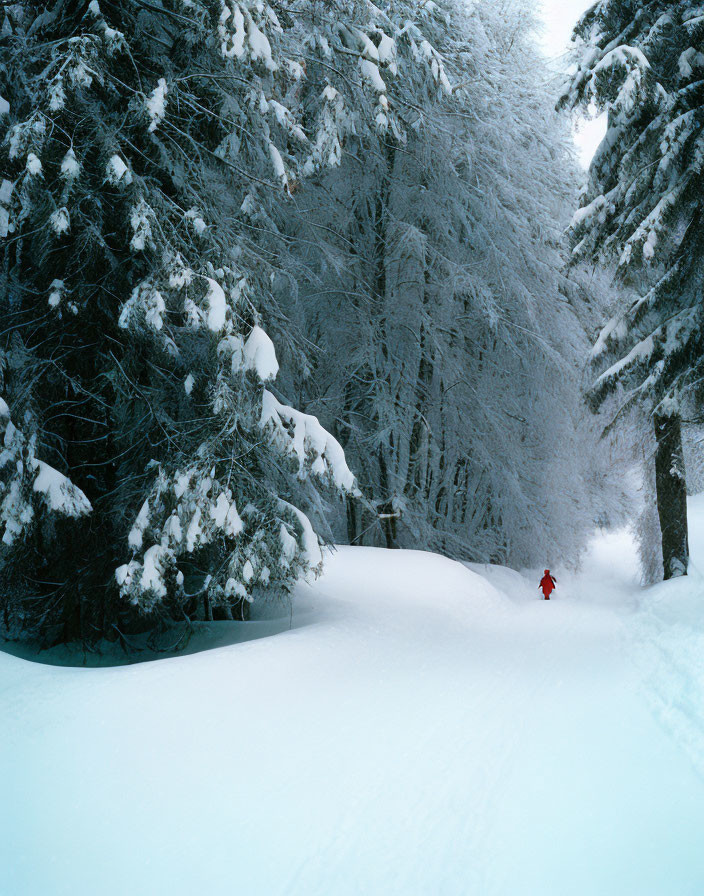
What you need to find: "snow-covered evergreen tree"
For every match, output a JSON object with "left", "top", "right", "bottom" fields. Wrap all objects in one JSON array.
[
  {"left": 560, "top": 0, "right": 704, "bottom": 577},
  {"left": 0, "top": 0, "right": 357, "bottom": 644}
]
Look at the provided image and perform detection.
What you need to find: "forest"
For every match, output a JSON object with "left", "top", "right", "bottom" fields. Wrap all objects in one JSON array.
[
  {"left": 3, "top": 0, "right": 700, "bottom": 647},
  {"left": 3, "top": 3, "right": 704, "bottom": 892}
]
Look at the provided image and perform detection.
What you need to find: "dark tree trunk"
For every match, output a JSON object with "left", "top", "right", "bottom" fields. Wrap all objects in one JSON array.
[
  {"left": 370, "top": 140, "right": 398, "bottom": 552},
  {"left": 377, "top": 445, "right": 397, "bottom": 549},
  {"left": 653, "top": 411, "right": 689, "bottom": 579},
  {"left": 230, "top": 598, "right": 250, "bottom": 621},
  {"left": 346, "top": 494, "right": 359, "bottom": 544}
]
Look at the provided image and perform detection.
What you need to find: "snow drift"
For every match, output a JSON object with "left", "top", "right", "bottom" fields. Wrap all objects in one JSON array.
[{"left": 4, "top": 511, "right": 704, "bottom": 894}]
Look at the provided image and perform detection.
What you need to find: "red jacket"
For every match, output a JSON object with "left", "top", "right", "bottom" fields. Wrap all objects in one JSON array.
[{"left": 539, "top": 570, "right": 556, "bottom": 597}]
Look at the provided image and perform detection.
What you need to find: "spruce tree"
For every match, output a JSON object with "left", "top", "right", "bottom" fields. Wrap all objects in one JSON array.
[
  {"left": 0, "top": 0, "right": 357, "bottom": 645},
  {"left": 560, "top": 0, "right": 704, "bottom": 578}
]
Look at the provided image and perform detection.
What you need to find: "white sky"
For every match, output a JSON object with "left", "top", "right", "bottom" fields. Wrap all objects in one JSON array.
[
  {"left": 537, "top": 0, "right": 607, "bottom": 169},
  {"left": 538, "top": 0, "right": 591, "bottom": 58}
]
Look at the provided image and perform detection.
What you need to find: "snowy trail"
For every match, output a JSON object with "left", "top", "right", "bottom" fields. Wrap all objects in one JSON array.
[{"left": 3, "top": 524, "right": 704, "bottom": 894}]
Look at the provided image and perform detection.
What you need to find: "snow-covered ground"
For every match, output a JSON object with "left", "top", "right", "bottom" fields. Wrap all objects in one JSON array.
[{"left": 4, "top": 501, "right": 704, "bottom": 895}]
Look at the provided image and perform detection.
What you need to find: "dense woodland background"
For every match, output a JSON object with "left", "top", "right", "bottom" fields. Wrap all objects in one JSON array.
[{"left": 0, "top": 0, "right": 702, "bottom": 646}]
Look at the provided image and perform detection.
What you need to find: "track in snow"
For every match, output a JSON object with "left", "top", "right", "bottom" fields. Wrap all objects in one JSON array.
[{"left": 3, "top": 523, "right": 704, "bottom": 895}]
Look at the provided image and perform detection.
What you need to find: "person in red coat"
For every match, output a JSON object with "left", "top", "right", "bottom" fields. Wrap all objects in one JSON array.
[{"left": 539, "top": 569, "right": 556, "bottom": 600}]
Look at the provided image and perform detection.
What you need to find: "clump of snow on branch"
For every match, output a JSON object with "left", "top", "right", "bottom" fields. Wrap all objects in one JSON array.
[
  {"left": 304, "top": 86, "right": 353, "bottom": 173},
  {"left": 25, "top": 153, "right": 42, "bottom": 176},
  {"left": 32, "top": 461, "right": 92, "bottom": 517},
  {"left": 0, "top": 179, "right": 13, "bottom": 237},
  {"left": 106, "top": 154, "right": 132, "bottom": 185},
  {"left": 60, "top": 148, "right": 80, "bottom": 181},
  {"left": 50, "top": 207, "right": 70, "bottom": 236},
  {"left": 129, "top": 198, "right": 155, "bottom": 252},
  {"left": 268, "top": 141, "right": 288, "bottom": 187},
  {"left": 360, "top": 58, "right": 387, "bottom": 93},
  {"left": 243, "top": 325, "right": 279, "bottom": 381},
  {"left": 146, "top": 79, "right": 168, "bottom": 132},
  {"left": 0, "top": 400, "right": 91, "bottom": 547},
  {"left": 218, "top": 1, "right": 278, "bottom": 71},
  {"left": 185, "top": 208, "right": 207, "bottom": 235},
  {"left": 205, "top": 277, "right": 227, "bottom": 332},
  {"left": 261, "top": 390, "right": 358, "bottom": 494}
]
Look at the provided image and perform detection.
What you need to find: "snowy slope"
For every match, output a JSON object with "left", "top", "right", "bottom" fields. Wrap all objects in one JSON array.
[
  {"left": 627, "top": 493, "right": 704, "bottom": 782},
  {"left": 4, "top": 517, "right": 704, "bottom": 894}
]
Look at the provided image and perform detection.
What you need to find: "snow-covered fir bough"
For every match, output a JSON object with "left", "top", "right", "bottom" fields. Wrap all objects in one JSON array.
[
  {"left": 560, "top": 0, "right": 704, "bottom": 579},
  {"left": 0, "top": 0, "right": 360, "bottom": 644}
]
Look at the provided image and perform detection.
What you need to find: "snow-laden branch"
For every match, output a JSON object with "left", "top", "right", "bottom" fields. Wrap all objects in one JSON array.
[
  {"left": 0, "top": 398, "right": 91, "bottom": 547},
  {"left": 261, "top": 390, "right": 359, "bottom": 495}
]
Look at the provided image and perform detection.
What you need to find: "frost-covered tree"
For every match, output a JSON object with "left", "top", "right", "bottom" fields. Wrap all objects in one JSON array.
[
  {"left": 269, "top": 0, "right": 615, "bottom": 566},
  {"left": 560, "top": 0, "right": 704, "bottom": 578},
  {"left": 0, "top": 0, "right": 357, "bottom": 644}
]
